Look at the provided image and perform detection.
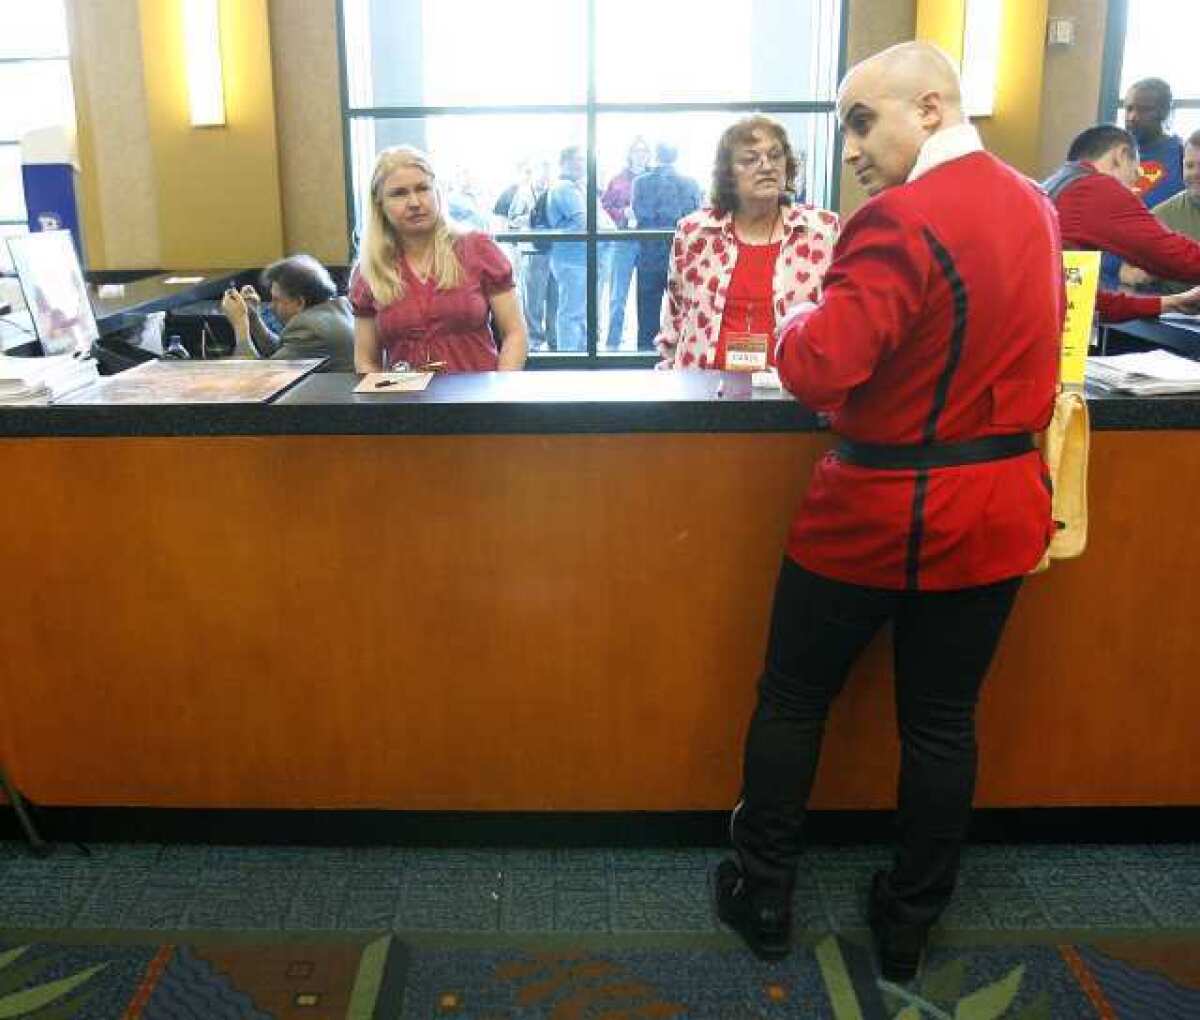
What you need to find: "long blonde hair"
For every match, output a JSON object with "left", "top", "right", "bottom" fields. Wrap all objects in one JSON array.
[{"left": 358, "top": 145, "right": 464, "bottom": 306}]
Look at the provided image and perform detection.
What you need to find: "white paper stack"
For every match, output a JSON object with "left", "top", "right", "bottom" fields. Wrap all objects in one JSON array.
[
  {"left": 0, "top": 353, "right": 100, "bottom": 405},
  {"left": 1087, "top": 349, "right": 1200, "bottom": 396}
]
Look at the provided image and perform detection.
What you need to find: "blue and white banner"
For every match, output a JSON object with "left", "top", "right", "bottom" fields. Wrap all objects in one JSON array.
[{"left": 21, "top": 125, "right": 84, "bottom": 264}]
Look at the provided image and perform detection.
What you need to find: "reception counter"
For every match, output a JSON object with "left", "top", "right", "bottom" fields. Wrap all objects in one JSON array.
[{"left": 1, "top": 371, "right": 1198, "bottom": 812}]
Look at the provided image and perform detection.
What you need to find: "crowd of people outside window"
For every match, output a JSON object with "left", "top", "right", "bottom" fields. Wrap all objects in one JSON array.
[{"left": 464, "top": 137, "right": 713, "bottom": 352}]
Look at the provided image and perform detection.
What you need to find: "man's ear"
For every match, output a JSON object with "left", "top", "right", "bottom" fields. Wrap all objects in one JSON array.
[
  {"left": 915, "top": 89, "right": 945, "bottom": 133},
  {"left": 1105, "top": 145, "right": 1133, "bottom": 176}
]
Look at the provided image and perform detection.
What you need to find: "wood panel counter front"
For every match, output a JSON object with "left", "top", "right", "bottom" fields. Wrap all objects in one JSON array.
[{"left": 0, "top": 371, "right": 1197, "bottom": 810}]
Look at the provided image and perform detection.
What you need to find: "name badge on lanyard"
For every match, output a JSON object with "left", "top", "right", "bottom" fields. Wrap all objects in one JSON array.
[{"left": 724, "top": 332, "right": 770, "bottom": 372}]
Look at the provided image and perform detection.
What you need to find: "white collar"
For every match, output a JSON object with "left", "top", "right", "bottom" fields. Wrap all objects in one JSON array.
[{"left": 907, "top": 123, "right": 985, "bottom": 183}]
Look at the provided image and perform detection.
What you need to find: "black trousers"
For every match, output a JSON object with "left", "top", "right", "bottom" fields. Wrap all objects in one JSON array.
[{"left": 732, "top": 558, "right": 1022, "bottom": 928}]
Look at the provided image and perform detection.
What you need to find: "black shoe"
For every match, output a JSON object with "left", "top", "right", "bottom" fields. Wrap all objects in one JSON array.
[
  {"left": 715, "top": 859, "right": 792, "bottom": 962},
  {"left": 868, "top": 871, "right": 927, "bottom": 983}
]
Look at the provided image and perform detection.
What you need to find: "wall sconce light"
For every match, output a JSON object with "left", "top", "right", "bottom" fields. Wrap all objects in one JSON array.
[
  {"left": 182, "top": 0, "right": 225, "bottom": 127},
  {"left": 961, "top": 0, "right": 1003, "bottom": 117}
]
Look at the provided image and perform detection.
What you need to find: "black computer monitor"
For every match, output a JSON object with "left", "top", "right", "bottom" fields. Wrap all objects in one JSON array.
[{"left": 5, "top": 230, "right": 98, "bottom": 357}]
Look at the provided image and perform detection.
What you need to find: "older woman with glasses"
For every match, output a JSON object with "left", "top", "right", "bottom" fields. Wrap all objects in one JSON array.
[{"left": 655, "top": 115, "right": 839, "bottom": 371}]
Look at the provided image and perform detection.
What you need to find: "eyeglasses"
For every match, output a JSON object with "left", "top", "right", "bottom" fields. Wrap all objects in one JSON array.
[{"left": 734, "top": 149, "right": 787, "bottom": 171}]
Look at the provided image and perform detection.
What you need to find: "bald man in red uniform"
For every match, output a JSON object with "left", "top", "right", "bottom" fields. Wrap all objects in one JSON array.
[{"left": 715, "top": 42, "right": 1063, "bottom": 982}]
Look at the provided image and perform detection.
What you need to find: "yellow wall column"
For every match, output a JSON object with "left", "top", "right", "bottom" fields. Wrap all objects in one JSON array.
[
  {"left": 67, "top": 22, "right": 106, "bottom": 270},
  {"left": 915, "top": 0, "right": 965, "bottom": 62},
  {"left": 976, "top": 0, "right": 1050, "bottom": 174},
  {"left": 138, "top": 0, "right": 283, "bottom": 268},
  {"left": 916, "top": 0, "right": 1050, "bottom": 175}
]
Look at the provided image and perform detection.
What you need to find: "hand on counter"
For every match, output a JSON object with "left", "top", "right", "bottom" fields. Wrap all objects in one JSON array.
[{"left": 1162, "top": 285, "right": 1200, "bottom": 316}]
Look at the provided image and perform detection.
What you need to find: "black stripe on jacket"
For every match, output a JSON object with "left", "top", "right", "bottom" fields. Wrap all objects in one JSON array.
[{"left": 905, "top": 229, "right": 969, "bottom": 589}]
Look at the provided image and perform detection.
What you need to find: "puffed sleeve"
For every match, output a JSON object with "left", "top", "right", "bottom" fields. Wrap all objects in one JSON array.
[
  {"left": 466, "top": 233, "right": 515, "bottom": 296},
  {"left": 348, "top": 265, "right": 377, "bottom": 317}
]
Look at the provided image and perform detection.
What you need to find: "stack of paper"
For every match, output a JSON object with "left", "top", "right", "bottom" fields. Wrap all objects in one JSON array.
[
  {"left": 1087, "top": 349, "right": 1200, "bottom": 396},
  {"left": 0, "top": 353, "right": 100, "bottom": 405}
]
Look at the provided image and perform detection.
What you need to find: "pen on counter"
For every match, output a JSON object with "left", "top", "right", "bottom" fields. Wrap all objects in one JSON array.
[{"left": 374, "top": 379, "right": 398, "bottom": 389}]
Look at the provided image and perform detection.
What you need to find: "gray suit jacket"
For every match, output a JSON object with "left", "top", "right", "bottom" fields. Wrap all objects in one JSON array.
[{"left": 273, "top": 296, "right": 355, "bottom": 372}]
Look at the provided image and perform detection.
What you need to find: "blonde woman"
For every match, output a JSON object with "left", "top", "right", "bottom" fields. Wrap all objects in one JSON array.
[{"left": 350, "top": 146, "right": 527, "bottom": 372}]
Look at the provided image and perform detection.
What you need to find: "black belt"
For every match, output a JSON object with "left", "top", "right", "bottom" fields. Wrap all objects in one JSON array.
[{"left": 835, "top": 433, "right": 1036, "bottom": 470}]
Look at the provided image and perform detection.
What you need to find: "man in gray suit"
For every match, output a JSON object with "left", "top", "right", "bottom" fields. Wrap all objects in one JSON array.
[{"left": 221, "top": 254, "right": 355, "bottom": 372}]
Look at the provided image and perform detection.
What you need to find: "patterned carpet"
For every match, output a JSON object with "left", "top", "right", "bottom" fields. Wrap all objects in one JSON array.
[
  {"left": 3, "top": 930, "right": 1200, "bottom": 1017},
  {"left": 1, "top": 840, "right": 1198, "bottom": 1016},
  {"left": 0, "top": 933, "right": 402, "bottom": 1018}
]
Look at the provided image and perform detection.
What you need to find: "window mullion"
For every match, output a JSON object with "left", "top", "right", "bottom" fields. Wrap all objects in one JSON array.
[{"left": 585, "top": 0, "right": 598, "bottom": 361}]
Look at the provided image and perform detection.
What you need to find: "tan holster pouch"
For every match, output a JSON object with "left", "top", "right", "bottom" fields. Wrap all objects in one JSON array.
[{"left": 1031, "top": 389, "right": 1089, "bottom": 574}]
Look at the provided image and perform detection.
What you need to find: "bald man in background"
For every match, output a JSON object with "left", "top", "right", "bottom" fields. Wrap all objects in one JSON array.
[{"left": 715, "top": 42, "right": 1063, "bottom": 981}]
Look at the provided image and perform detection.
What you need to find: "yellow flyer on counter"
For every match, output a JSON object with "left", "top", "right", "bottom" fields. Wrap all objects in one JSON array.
[{"left": 1060, "top": 251, "right": 1100, "bottom": 385}]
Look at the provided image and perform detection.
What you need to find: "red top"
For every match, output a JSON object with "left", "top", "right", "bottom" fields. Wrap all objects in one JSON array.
[
  {"left": 713, "top": 240, "right": 781, "bottom": 370},
  {"left": 349, "top": 232, "right": 514, "bottom": 373},
  {"left": 1052, "top": 165, "right": 1200, "bottom": 321},
  {"left": 778, "top": 151, "right": 1062, "bottom": 590}
]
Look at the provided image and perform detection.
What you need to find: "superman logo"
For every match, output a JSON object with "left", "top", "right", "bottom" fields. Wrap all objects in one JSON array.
[{"left": 1133, "top": 159, "right": 1166, "bottom": 195}]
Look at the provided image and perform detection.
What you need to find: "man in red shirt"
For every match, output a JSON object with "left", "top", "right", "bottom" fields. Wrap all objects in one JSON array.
[
  {"left": 716, "top": 41, "right": 1062, "bottom": 982},
  {"left": 1044, "top": 124, "right": 1200, "bottom": 321}
]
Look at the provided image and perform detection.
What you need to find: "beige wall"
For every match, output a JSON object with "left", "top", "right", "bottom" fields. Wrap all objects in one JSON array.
[
  {"left": 1037, "top": 0, "right": 1110, "bottom": 179},
  {"left": 975, "top": 0, "right": 1051, "bottom": 174},
  {"left": 838, "top": 0, "right": 919, "bottom": 216},
  {"left": 71, "top": 0, "right": 344, "bottom": 268},
  {"left": 269, "top": 0, "right": 349, "bottom": 264},
  {"left": 70, "top": 0, "right": 290, "bottom": 269},
  {"left": 69, "top": 0, "right": 160, "bottom": 269},
  {"left": 138, "top": 0, "right": 284, "bottom": 268}
]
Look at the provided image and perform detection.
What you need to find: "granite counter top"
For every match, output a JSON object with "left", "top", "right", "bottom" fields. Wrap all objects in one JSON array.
[{"left": 1, "top": 369, "right": 1198, "bottom": 437}]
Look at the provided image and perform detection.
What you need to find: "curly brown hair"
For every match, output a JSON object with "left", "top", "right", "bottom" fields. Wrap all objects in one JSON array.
[{"left": 710, "top": 115, "right": 802, "bottom": 215}]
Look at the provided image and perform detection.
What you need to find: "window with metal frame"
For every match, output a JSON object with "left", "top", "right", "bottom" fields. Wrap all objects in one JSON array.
[
  {"left": 337, "top": 0, "right": 846, "bottom": 366},
  {"left": 0, "top": 1, "right": 76, "bottom": 274},
  {"left": 1100, "top": 0, "right": 1200, "bottom": 144}
]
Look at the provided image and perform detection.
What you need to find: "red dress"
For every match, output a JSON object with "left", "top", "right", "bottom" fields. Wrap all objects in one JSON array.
[
  {"left": 349, "top": 232, "right": 514, "bottom": 373},
  {"left": 778, "top": 151, "right": 1062, "bottom": 591},
  {"left": 712, "top": 239, "right": 781, "bottom": 370}
]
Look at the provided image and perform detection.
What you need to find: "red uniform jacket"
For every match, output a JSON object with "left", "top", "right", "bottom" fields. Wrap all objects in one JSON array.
[
  {"left": 778, "top": 148, "right": 1062, "bottom": 591},
  {"left": 1051, "top": 163, "right": 1200, "bottom": 321}
]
